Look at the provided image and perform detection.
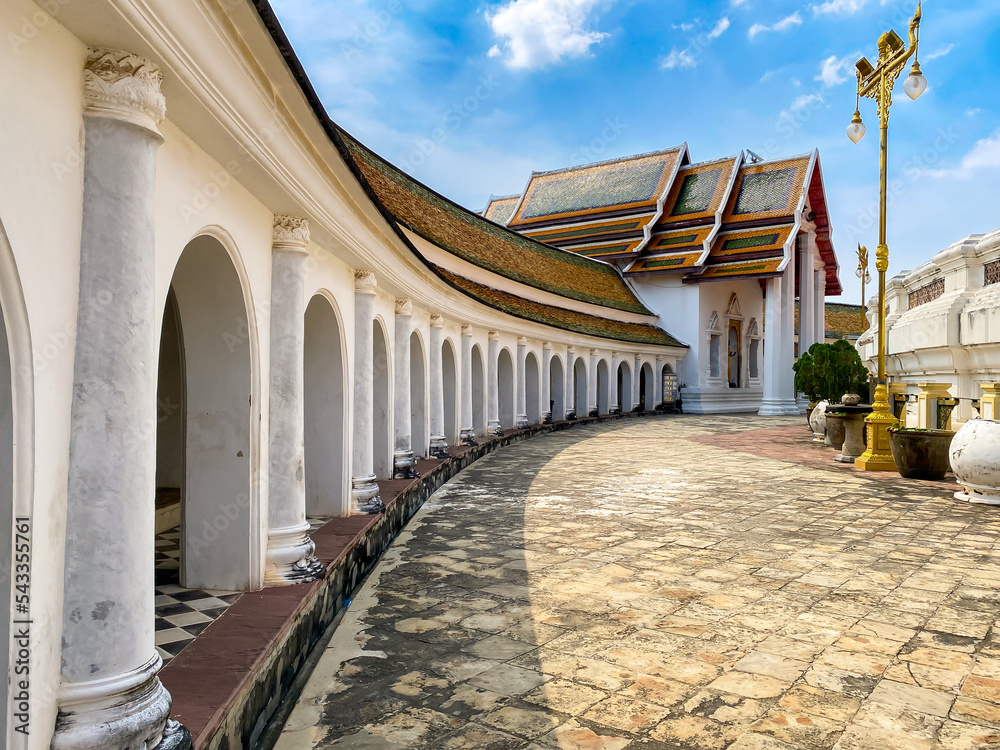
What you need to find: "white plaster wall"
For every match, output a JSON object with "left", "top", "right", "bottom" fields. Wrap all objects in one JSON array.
[{"left": 0, "top": 2, "right": 89, "bottom": 744}]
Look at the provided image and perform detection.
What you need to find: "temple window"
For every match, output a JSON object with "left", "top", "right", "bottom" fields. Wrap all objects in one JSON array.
[
  {"left": 908, "top": 278, "right": 944, "bottom": 308},
  {"left": 710, "top": 334, "right": 721, "bottom": 377},
  {"left": 986, "top": 259, "right": 1000, "bottom": 287}
]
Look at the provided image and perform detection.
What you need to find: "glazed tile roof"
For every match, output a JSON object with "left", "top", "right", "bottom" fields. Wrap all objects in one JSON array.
[
  {"left": 796, "top": 302, "right": 866, "bottom": 340},
  {"left": 482, "top": 195, "right": 520, "bottom": 225},
  {"left": 627, "top": 251, "right": 705, "bottom": 275},
  {"left": 722, "top": 156, "right": 811, "bottom": 225},
  {"left": 523, "top": 216, "right": 653, "bottom": 246},
  {"left": 687, "top": 257, "right": 784, "bottom": 282},
  {"left": 335, "top": 129, "right": 652, "bottom": 315},
  {"left": 435, "top": 267, "right": 685, "bottom": 347},
  {"left": 710, "top": 224, "right": 795, "bottom": 261},
  {"left": 506, "top": 148, "right": 684, "bottom": 228},
  {"left": 647, "top": 225, "right": 715, "bottom": 253},
  {"left": 564, "top": 238, "right": 645, "bottom": 259},
  {"left": 657, "top": 156, "right": 740, "bottom": 226}
]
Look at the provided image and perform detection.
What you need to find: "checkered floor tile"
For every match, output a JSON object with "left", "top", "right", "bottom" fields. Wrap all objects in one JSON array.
[{"left": 153, "top": 518, "right": 330, "bottom": 664}]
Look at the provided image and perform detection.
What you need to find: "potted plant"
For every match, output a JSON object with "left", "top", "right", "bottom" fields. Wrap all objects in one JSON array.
[
  {"left": 796, "top": 342, "right": 870, "bottom": 439},
  {"left": 889, "top": 426, "right": 955, "bottom": 480},
  {"left": 793, "top": 349, "right": 821, "bottom": 428}
]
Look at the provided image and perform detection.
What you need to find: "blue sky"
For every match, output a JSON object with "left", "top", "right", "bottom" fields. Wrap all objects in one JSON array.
[{"left": 270, "top": 0, "right": 1000, "bottom": 304}]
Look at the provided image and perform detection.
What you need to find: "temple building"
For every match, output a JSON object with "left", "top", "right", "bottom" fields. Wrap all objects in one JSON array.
[
  {"left": 485, "top": 147, "right": 841, "bottom": 414},
  {"left": 0, "top": 0, "right": 840, "bottom": 748}
]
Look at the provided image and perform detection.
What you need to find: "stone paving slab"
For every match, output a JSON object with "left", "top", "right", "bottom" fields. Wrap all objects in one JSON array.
[{"left": 274, "top": 415, "right": 1000, "bottom": 750}]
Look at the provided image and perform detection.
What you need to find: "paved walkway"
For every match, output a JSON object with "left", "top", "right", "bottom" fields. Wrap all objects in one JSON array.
[{"left": 274, "top": 415, "right": 1000, "bottom": 750}]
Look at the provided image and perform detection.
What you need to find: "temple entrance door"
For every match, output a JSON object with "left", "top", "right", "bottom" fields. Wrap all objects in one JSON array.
[{"left": 728, "top": 322, "right": 742, "bottom": 388}]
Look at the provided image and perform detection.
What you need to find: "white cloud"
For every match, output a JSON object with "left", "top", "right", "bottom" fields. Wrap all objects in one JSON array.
[
  {"left": 966, "top": 107, "right": 982, "bottom": 117},
  {"left": 661, "top": 48, "right": 698, "bottom": 69},
  {"left": 486, "top": 0, "right": 610, "bottom": 70},
  {"left": 924, "top": 44, "right": 955, "bottom": 61},
  {"left": 816, "top": 54, "right": 855, "bottom": 88},
  {"left": 708, "top": 16, "right": 731, "bottom": 39},
  {"left": 924, "top": 129, "right": 1000, "bottom": 180},
  {"left": 731, "top": 0, "right": 749, "bottom": 6},
  {"left": 748, "top": 12, "right": 802, "bottom": 39},
  {"left": 779, "top": 92, "right": 824, "bottom": 120},
  {"left": 811, "top": 0, "right": 867, "bottom": 15},
  {"left": 672, "top": 21, "right": 696, "bottom": 31}
]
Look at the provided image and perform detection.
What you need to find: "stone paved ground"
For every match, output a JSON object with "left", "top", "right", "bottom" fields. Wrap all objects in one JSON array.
[{"left": 274, "top": 415, "right": 1000, "bottom": 750}]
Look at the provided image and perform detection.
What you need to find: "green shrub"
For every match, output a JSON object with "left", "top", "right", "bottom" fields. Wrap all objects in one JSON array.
[{"left": 794, "top": 340, "right": 870, "bottom": 404}]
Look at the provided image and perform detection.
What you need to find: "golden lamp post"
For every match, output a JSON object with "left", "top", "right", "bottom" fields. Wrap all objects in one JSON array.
[{"left": 847, "top": 2, "right": 927, "bottom": 471}]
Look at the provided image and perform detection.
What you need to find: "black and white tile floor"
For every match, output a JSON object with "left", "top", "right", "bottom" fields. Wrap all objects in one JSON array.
[{"left": 153, "top": 517, "right": 330, "bottom": 664}]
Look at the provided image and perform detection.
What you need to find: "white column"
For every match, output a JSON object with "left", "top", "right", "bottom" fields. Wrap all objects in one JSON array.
[
  {"left": 815, "top": 267, "right": 826, "bottom": 344},
  {"left": 265, "top": 216, "right": 323, "bottom": 586},
  {"left": 799, "top": 233, "right": 816, "bottom": 356},
  {"left": 56, "top": 49, "right": 188, "bottom": 750},
  {"left": 655, "top": 356, "right": 664, "bottom": 407},
  {"left": 633, "top": 354, "right": 642, "bottom": 411},
  {"left": 351, "top": 270, "right": 383, "bottom": 513},
  {"left": 542, "top": 342, "right": 553, "bottom": 423},
  {"left": 487, "top": 331, "right": 502, "bottom": 434},
  {"left": 780, "top": 249, "right": 800, "bottom": 413},
  {"left": 460, "top": 325, "right": 477, "bottom": 444},
  {"left": 588, "top": 348, "right": 599, "bottom": 416},
  {"left": 565, "top": 346, "right": 577, "bottom": 419},
  {"left": 759, "top": 276, "right": 785, "bottom": 416},
  {"left": 428, "top": 314, "right": 449, "bottom": 457},
  {"left": 393, "top": 298, "right": 418, "bottom": 477},
  {"left": 515, "top": 336, "right": 529, "bottom": 428},
  {"left": 609, "top": 352, "right": 621, "bottom": 413}
]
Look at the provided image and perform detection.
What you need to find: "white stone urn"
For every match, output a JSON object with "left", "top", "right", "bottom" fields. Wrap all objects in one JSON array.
[
  {"left": 951, "top": 419, "right": 1000, "bottom": 506},
  {"left": 809, "top": 400, "right": 830, "bottom": 442}
]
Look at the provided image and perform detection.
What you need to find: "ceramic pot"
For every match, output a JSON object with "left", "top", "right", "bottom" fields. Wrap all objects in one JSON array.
[
  {"left": 889, "top": 428, "right": 954, "bottom": 481},
  {"left": 808, "top": 400, "right": 829, "bottom": 442},
  {"left": 951, "top": 419, "right": 1000, "bottom": 505},
  {"left": 825, "top": 413, "right": 847, "bottom": 451}
]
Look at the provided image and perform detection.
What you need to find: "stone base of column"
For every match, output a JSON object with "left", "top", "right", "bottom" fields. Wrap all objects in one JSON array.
[
  {"left": 428, "top": 435, "right": 450, "bottom": 459},
  {"left": 158, "top": 721, "right": 193, "bottom": 750},
  {"left": 758, "top": 399, "right": 787, "bottom": 417},
  {"left": 610, "top": 406, "right": 620, "bottom": 415},
  {"left": 542, "top": 412, "right": 552, "bottom": 424},
  {"left": 265, "top": 523, "right": 324, "bottom": 586},
  {"left": 515, "top": 416, "right": 529, "bottom": 430},
  {"left": 351, "top": 474, "right": 384, "bottom": 514},
  {"left": 487, "top": 420, "right": 503, "bottom": 436},
  {"left": 393, "top": 451, "right": 419, "bottom": 479},
  {"left": 460, "top": 428, "right": 478, "bottom": 446},
  {"left": 588, "top": 409, "right": 599, "bottom": 417},
  {"left": 52, "top": 654, "right": 179, "bottom": 750},
  {"left": 566, "top": 409, "right": 576, "bottom": 421}
]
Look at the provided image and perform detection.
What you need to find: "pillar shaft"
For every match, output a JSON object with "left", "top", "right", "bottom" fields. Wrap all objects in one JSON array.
[
  {"left": 588, "top": 349, "right": 599, "bottom": 417},
  {"left": 800, "top": 233, "right": 816, "bottom": 356},
  {"left": 633, "top": 355, "right": 642, "bottom": 411},
  {"left": 610, "top": 353, "right": 620, "bottom": 413},
  {"left": 815, "top": 268, "right": 826, "bottom": 344},
  {"left": 56, "top": 48, "right": 188, "bottom": 750},
  {"left": 351, "top": 271, "right": 383, "bottom": 513},
  {"left": 565, "top": 347, "right": 577, "bottom": 419},
  {"left": 428, "top": 316, "right": 449, "bottom": 456},
  {"left": 487, "top": 331, "right": 501, "bottom": 434},
  {"left": 265, "top": 217, "right": 322, "bottom": 584},
  {"left": 460, "top": 326, "right": 477, "bottom": 443},
  {"left": 516, "top": 337, "right": 529, "bottom": 428},
  {"left": 779, "top": 248, "right": 800, "bottom": 413},
  {"left": 393, "top": 299, "right": 417, "bottom": 477},
  {"left": 759, "top": 276, "right": 785, "bottom": 416}
]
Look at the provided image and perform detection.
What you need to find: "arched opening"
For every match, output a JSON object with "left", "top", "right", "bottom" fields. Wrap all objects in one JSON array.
[
  {"left": 617, "top": 360, "right": 633, "bottom": 413},
  {"left": 728, "top": 322, "right": 742, "bottom": 388},
  {"left": 549, "top": 355, "right": 565, "bottom": 421},
  {"left": 442, "top": 339, "right": 458, "bottom": 445},
  {"left": 157, "top": 234, "right": 256, "bottom": 592},
  {"left": 498, "top": 347, "right": 515, "bottom": 430},
  {"left": 640, "top": 362, "right": 654, "bottom": 411},
  {"left": 304, "top": 295, "right": 347, "bottom": 517},
  {"left": 597, "top": 359, "right": 610, "bottom": 414},
  {"left": 525, "top": 352, "right": 540, "bottom": 425},
  {"left": 574, "top": 358, "right": 588, "bottom": 417},
  {"left": 471, "top": 344, "right": 486, "bottom": 436},
  {"left": 410, "top": 331, "right": 426, "bottom": 458},
  {"left": 373, "top": 319, "right": 391, "bottom": 479}
]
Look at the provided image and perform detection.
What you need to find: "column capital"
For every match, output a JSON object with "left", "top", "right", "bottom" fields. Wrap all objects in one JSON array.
[
  {"left": 590, "top": 348, "right": 599, "bottom": 356},
  {"left": 517, "top": 336, "right": 528, "bottom": 346},
  {"left": 84, "top": 48, "right": 166, "bottom": 134},
  {"left": 567, "top": 346, "right": 576, "bottom": 355},
  {"left": 488, "top": 330, "right": 500, "bottom": 341},
  {"left": 395, "top": 297, "right": 413, "bottom": 315},
  {"left": 611, "top": 351, "right": 619, "bottom": 358},
  {"left": 354, "top": 269, "right": 377, "bottom": 293},
  {"left": 430, "top": 313, "right": 444, "bottom": 328},
  {"left": 272, "top": 215, "right": 310, "bottom": 252},
  {"left": 543, "top": 341, "right": 552, "bottom": 351},
  {"left": 656, "top": 355, "right": 663, "bottom": 362},
  {"left": 461, "top": 324, "right": 474, "bottom": 336}
]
